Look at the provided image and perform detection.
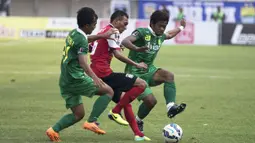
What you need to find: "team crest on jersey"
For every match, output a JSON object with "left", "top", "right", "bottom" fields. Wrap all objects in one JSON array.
[
  {"left": 125, "top": 74, "right": 134, "bottom": 78},
  {"left": 145, "top": 35, "right": 151, "bottom": 41},
  {"left": 158, "top": 39, "right": 162, "bottom": 46}
]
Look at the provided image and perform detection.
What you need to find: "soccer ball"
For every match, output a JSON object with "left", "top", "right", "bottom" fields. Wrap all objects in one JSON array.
[{"left": 162, "top": 123, "right": 183, "bottom": 143}]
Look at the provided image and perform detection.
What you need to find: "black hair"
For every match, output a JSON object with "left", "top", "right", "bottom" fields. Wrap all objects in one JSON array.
[
  {"left": 150, "top": 10, "right": 169, "bottom": 25},
  {"left": 110, "top": 10, "right": 129, "bottom": 22},
  {"left": 77, "top": 7, "right": 98, "bottom": 28}
]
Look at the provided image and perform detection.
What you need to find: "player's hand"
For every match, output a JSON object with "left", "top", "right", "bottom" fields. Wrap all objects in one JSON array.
[
  {"left": 135, "top": 62, "right": 148, "bottom": 70},
  {"left": 92, "top": 77, "right": 105, "bottom": 88},
  {"left": 180, "top": 19, "right": 186, "bottom": 28},
  {"left": 120, "top": 44, "right": 125, "bottom": 51},
  {"left": 136, "top": 46, "right": 149, "bottom": 52},
  {"left": 101, "top": 28, "right": 119, "bottom": 40}
]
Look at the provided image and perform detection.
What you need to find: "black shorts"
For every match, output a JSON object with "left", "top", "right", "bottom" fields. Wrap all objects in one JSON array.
[{"left": 101, "top": 73, "right": 137, "bottom": 103}]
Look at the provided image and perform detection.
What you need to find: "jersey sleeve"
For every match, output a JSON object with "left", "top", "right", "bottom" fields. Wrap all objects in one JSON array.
[
  {"left": 131, "top": 28, "right": 143, "bottom": 40},
  {"left": 75, "top": 37, "right": 88, "bottom": 55},
  {"left": 107, "top": 33, "right": 121, "bottom": 49},
  {"left": 162, "top": 33, "right": 167, "bottom": 41}
]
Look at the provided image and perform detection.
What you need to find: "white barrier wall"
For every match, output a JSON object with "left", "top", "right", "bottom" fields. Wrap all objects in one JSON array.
[{"left": 0, "top": 17, "right": 219, "bottom": 45}]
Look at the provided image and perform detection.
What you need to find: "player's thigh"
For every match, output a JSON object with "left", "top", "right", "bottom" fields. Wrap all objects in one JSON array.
[
  {"left": 111, "top": 89, "right": 123, "bottom": 103},
  {"left": 60, "top": 79, "right": 97, "bottom": 109},
  {"left": 102, "top": 73, "right": 137, "bottom": 92},
  {"left": 153, "top": 68, "right": 174, "bottom": 84},
  {"left": 140, "top": 65, "right": 161, "bottom": 87},
  {"left": 133, "top": 77, "right": 147, "bottom": 89},
  {"left": 74, "top": 78, "right": 99, "bottom": 97},
  {"left": 137, "top": 86, "right": 153, "bottom": 101},
  {"left": 61, "top": 93, "right": 83, "bottom": 109},
  {"left": 95, "top": 83, "right": 114, "bottom": 96}
]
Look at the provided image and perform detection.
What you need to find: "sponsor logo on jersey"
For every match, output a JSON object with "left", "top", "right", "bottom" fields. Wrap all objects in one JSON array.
[{"left": 125, "top": 74, "right": 134, "bottom": 78}]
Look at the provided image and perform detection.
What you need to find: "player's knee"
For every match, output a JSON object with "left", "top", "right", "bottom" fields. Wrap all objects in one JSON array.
[
  {"left": 104, "top": 85, "right": 114, "bottom": 97},
  {"left": 164, "top": 71, "right": 174, "bottom": 82},
  {"left": 146, "top": 99, "right": 157, "bottom": 109},
  {"left": 135, "top": 78, "right": 147, "bottom": 89},
  {"left": 149, "top": 98, "right": 157, "bottom": 108},
  {"left": 144, "top": 95, "right": 157, "bottom": 109},
  {"left": 74, "top": 111, "right": 85, "bottom": 121}
]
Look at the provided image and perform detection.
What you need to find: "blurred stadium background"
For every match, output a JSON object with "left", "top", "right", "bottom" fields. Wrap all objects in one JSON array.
[{"left": 0, "top": 0, "right": 255, "bottom": 143}]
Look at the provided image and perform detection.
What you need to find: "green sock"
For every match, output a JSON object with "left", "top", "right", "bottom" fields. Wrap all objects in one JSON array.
[
  {"left": 164, "top": 82, "right": 176, "bottom": 104},
  {"left": 137, "top": 102, "right": 152, "bottom": 120},
  {"left": 88, "top": 95, "right": 112, "bottom": 122},
  {"left": 52, "top": 113, "right": 76, "bottom": 132}
]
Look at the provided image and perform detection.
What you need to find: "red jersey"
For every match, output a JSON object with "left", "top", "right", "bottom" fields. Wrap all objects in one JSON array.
[{"left": 90, "top": 24, "right": 121, "bottom": 78}]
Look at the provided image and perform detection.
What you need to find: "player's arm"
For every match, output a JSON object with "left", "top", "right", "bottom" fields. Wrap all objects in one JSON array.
[
  {"left": 87, "top": 28, "right": 118, "bottom": 43},
  {"left": 121, "top": 30, "right": 148, "bottom": 52},
  {"left": 78, "top": 54, "right": 105, "bottom": 87},
  {"left": 165, "top": 19, "right": 186, "bottom": 40},
  {"left": 113, "top": 49, "right": 147, "bottom": 69},
  {"left": 108, "top": 32, "right": 147, "bottom": 69},
  {"left": 77, "top": 41, "right": 105, "bottom": 87}
]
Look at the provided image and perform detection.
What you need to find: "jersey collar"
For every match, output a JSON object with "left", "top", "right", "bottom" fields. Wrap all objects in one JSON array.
[
  {"left": 148, "top": 26, "right": 156, "bottom": 36},
  {"left": 109, "top": 23, "right": 115, "bottom": 28},
  {"left": 76, "top": 28, "right": 87, "bottom": 40}
]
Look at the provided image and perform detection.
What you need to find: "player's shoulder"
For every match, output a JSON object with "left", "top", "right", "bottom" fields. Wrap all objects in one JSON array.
[
  {"left": 134, "top": 27, "right": 150, "bottom": 34},
  {"left": 98, "top": 24, "right": 113, "bottom": 34},
  {"left": 132, "top": 27, "right": 149, "bottom": 37},
  {"left": 70, "top": 29, "right": 87, "bottom": 43}
]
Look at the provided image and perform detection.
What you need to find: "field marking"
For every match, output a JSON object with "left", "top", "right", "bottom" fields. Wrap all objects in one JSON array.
[{"left": 0, "top": 70, "right": 241, "bottom": 79}]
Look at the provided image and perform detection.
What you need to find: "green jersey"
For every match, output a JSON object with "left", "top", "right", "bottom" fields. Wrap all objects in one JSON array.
[
  {"left": 125, "top": 27, "right": 166, "bottom": 75},
  {"left": 59, "top": 28, "right": 89, "bottom": 86}
]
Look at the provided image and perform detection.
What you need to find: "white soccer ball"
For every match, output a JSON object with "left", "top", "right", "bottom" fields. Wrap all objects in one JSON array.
[{"left": 162, "top": 123, "right": 183, "bottom": 143}]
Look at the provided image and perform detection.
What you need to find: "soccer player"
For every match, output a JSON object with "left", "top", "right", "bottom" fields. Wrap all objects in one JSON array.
[
  {"left": 122, "top": 10, "right": 187, "bottom": 132},
  {"left": 46, "top": 7, "right": 125, "bottom": 142},
  {"left": 89, "top": 10, "right": 150, "bottom": 141}
]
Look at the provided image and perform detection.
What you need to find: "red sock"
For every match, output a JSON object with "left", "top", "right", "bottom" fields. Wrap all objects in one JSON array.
[
  {"left": 112, "top": 86, "right": 145, "bottom": 113},
  {"left": 124, "top": 104, "right": 144, "bottom": 137}
]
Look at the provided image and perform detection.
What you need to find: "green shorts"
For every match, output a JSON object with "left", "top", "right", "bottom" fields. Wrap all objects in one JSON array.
[
  {"left": 59, "top": 78, "right": 98, "bottom": 109},
  {"left": 134, "top": 65, "right": 159, "bottom": 101}
]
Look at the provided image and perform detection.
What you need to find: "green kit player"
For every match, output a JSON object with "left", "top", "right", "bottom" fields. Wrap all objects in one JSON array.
[
  {"left": 122, "top": 10, "right": 187, "bottom": 132},
  {"left": 46, "top": 7, "right": 126, "bottom": 142}
]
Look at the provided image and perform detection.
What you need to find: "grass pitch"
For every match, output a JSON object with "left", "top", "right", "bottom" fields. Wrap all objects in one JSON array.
[{"left": 0, "top": 39, "right": 255, "bottom": 143}]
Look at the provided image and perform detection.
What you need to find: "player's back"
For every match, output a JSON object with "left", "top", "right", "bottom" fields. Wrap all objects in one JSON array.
[
  {"left": 90, "top": 24, "right": 120, "bottom": 78},
  {"left": 60, "top": 28, "right": 89, "bottom": 86}
]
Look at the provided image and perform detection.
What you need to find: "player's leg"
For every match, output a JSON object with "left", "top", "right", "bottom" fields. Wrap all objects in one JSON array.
[
  {"left": 111, "top": 76, "right": 146, "bottom": 115},
  {"left": 124, "top": 103, "right": 151, "bottom": 141},
  {"left": 83, "top": 82, "right": 114, "bottom": 134},
  {"left": 102, "top": 73, "right": 146, "bottom": 125},
  {"left": 152, "top": 68, "right": 186, "bottom": 118},
  {"left": 46, "top": 93, "right": 84, "bottom": 142},
  {"left": 111, "top": 91, "right": 151, "bottom": 141},
  {"left": 134, "top": 67, "right": 158, "bottom": 132},
  {"left": 136, "top": 92, "right": 157, "bottom": 132}
]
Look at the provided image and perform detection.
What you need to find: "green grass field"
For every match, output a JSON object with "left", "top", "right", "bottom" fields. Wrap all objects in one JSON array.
[{"left": 0, "top": 39, "right": 255, "bottom": 143}]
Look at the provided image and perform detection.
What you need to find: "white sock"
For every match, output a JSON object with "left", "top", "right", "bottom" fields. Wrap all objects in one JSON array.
[
  {"left": 167, "top": 102, "right": 175, "bottom": 111},
  {"left": 136, "top": 116, "right": 142, "bottom": 122}
]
